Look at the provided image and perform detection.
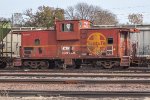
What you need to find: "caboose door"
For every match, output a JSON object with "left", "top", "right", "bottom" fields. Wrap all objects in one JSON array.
[{"left": 120, "top": 32, "right": 128, "bottom": 56}]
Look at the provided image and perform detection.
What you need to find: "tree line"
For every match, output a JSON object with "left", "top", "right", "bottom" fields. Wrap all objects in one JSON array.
[{"left": 0, "top": 2, "right": 143, "bottom": 28}]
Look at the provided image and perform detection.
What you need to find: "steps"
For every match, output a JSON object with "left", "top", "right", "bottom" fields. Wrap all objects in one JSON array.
[{"left": 120, "top": 56, "right": 130, "bottom": 66}]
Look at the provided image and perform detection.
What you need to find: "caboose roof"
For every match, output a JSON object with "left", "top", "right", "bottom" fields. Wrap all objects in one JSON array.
[
  {"left": 12, "top": 29, "right": 54, "bottom": 34},
  {"left": 81, "top": 27, "right": 139, "bottom": 33},
  {"left": 55, "top": 19, "right": 91, "bottom": 22}
]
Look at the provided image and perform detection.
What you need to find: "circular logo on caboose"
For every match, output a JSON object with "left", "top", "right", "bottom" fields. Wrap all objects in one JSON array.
[{"left": 87, "top": 32, "right": 107, "bottom": 55}]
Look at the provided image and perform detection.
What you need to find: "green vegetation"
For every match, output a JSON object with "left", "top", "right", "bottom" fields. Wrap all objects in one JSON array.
[
  {"left": 0, "top": 22, "right": 11, "bottom": 42},
  {"left": 24, "top": 6, "right": 64, "bottom": 28}
]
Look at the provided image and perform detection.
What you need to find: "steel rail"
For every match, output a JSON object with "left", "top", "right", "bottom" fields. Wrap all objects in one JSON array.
[
  {"left": 0, "top": 73, "right": 150, "bottom": 78},
  {"left": 1, "top": 90, "right": 150, "bottom": 97},
  {"left": 0, "top": 69, "right": 150, "bottom": 74},
  {"left": 0, "top": 79, "right": 150, "bottom": 84}
]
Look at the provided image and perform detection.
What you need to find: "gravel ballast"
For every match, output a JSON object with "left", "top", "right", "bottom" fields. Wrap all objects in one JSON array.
[{"left": 0, "top": 83, "right": 149, "bottom": 91}]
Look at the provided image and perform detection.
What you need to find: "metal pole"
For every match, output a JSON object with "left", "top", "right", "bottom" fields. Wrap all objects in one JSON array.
[
  {"left": 5, "top": 31, "right": 8, "bottom": 57},
  {"left": 11, "top": 14, "right": 14, "bottom": 59},
  {"left": 143, "top": 31, "right": 144, "bottom": 55},
  {"left": 0, "top": 25, "right": 2, "bottom": 57},
  {"left": 1, "top": 22, "right": 4, "bottom": 57}
]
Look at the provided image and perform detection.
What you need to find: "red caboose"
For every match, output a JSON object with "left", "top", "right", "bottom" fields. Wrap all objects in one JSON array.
[{"left": 20, "top": 19, "right": 137, "bottom": 69}]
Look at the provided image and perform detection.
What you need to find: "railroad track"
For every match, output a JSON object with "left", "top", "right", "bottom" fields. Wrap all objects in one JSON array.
[
  {"left": 1, "top": 67, "right": 150, "bottom": 74},
  {"left": 0, "top": 73, "right": 150, "bottom": 84},
  {"left": 0, "top": 69, "right": 150, "bottom": 98},
  {"left": 0, "top": 73, "right": 150, "bottom": 78},
  {"left": 1, "top": 90, "right": 150, "bottom": 97},
  {"left": 0, "top": 69, "right": 150, "bottom": 84},
  {"left": 0, "top": 78, "right": 150, "bottom": 84}
]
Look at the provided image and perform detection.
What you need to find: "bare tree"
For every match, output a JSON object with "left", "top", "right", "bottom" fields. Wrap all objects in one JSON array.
[
  {"left": 13, "top": 13, "right": 23, "bottom": 27},
  {"left": 23, "top": 9, "right": 37, "bottom": 27},
  {"left": 75, "top": 3, "right": 90, "bottom": 19},
  {"left": 65, "top": 2, "right": 118, "bottom": 25},
  {"left": 128, "top": 13, "right": 143, "bottom": 24},
  {"left": 94, "top": 10, "right": 118, "bottom": 25},
  {"left": 65, "top": 6, "right": 75, "bottom": 19}
]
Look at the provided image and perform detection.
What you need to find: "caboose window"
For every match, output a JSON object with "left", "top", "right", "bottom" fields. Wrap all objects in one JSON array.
[
  {"left": 107, "top": 38, "right": 113, "bottom": 44},
  {"left": 62, "top": 23, "right": 73, "bottom": 32},
  {"left": 35, "top": 39, "right": 40, "bottom": 45}
]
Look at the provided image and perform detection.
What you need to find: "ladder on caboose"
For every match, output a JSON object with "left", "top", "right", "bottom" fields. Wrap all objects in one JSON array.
[{"left": 120, "top": 56, "right": 130, "bottom": 67}]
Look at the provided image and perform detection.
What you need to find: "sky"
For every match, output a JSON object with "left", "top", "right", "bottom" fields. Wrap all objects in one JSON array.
[{"left": 0, "top": 0, "right": 150, "bottom": 24}]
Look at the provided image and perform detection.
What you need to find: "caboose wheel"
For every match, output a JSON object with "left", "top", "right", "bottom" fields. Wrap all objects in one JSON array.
[
  {"left": 0, "top": 61, "right": 7, "bottom": 69},
  {"left": 22, "top": 61, "right": 30, "bottom": 69},
  {"left": 122, "top": 66, "right": 129, "bottom": 69},
  {"left": 23, "top": 61, "right": 39, "bottom": 69},
  {"left": 102, "top": 61, "right": 113, "bottom": 69},
  {"left": 39, "top": 61, "right": 49, "bottom": 69},
  {"left": 73, "top": 64, "right": 81, "bottom": 69},
  {"left": 103, "top": 65, "right": 112, "bottom": 69}
]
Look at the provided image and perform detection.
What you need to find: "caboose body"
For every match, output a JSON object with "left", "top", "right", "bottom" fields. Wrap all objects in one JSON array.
[{"left": 20, "top": 20, "right": 136, "bottom": 69}]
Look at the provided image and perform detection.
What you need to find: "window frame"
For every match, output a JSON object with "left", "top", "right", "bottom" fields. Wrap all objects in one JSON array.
[
  {"left": 34, "top": 39, "right": 40, "bottom": 46},
  {"left": 107, "top": 37, "right": 113, "bottom": 45},
  {"left": 61, "top": 23, "right": 74, "bottom": 32}
]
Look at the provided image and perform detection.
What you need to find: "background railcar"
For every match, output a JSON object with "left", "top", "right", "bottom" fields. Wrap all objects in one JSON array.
[
  {"left": 130, "top": 26, "right": 150, "bottom": 67},
  {"left": 0, "top": 22, "right": 12, "bottom": 68}
]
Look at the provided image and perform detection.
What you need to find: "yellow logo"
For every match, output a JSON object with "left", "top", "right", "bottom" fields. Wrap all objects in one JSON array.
[{"left": 87, "top": 32, "right": 107, "bottom": 55}]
